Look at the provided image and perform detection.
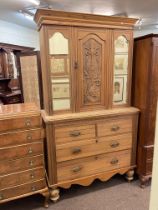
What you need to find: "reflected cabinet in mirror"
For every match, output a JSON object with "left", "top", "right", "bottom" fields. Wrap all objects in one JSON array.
[
  {"left": 48, "top": 29, "right": 71, "bottom": 112},
  {"left": 113, "top": 31, "right": 133, "bottom": 106}
]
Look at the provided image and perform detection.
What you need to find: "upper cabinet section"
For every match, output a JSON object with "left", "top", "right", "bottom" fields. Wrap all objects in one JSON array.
[
  {"left": 35, "top": 10, "right": 137, "bottom": 115},
  {"left": 113, "top": 31, "right": 133, "bottom": 106},
  {"left": 48, "top": 27, "right": 72, "bottom": 113}
]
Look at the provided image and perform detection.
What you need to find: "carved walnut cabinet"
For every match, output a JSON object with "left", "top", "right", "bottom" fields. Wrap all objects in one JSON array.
[{"left": 34, "top": 9, "right": 139, "bottom": 201}]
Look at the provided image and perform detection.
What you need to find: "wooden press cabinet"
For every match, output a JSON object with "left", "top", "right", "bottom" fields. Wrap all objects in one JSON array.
[
  {"left": 0, "top": 103, "right": 49, "bottom": 207},
  {"left": 34, "top": 9, "right": 139, "bottom": 201}
]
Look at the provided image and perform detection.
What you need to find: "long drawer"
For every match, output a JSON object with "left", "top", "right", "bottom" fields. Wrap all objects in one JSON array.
[
  {"left": 0, "top": 142, "right": 43, "bottom": 161},
  {"left": 56, "top": 133, "right": 132, "bottom": 162},
  {"left": 0, "top": 128, "right": 45, "bottom": 148},
  {"left": 0, "top": 179, "right": 46, "bottom": 202},
  {"left": 57, "top": 150, "right": 131, "bottom": 182},
  {"left": 55, "top": 124, "right": 95, "bottom": 144},
  {"left": 0, "top": 167, "right": 45, "bottom": 190},
  {"left": 97, "top": 117, "right": 132, "bottom": 137},
  {"left": 0, "top": 155, "right": 44, "bottom": 175},
  {"left": 0, "top": 115, "right": 41, "bottom": 132}
]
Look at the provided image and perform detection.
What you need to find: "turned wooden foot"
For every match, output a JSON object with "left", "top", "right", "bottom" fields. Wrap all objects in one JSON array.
[
  {"left": 50, "top": 188, "right": 60, "bottom": 202},
  {"left": 139, "top": 176, "right": 151, "bottom": 188},
  {"left": 126, "top": 170, "right": 134, "bottom": 182},
  {"left": 41, "top": 190, "right": 50, "bottom": 208}
]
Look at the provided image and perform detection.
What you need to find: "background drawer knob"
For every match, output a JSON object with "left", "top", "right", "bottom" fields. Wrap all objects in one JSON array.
[
  {"left": 0, "top": 194, "right": 4, "bottom": 200},
  {"left": 28, "top": 148, "right": 33, "bottom": 154},
  {"left": 110, "top": 141, "right": 120, "bottom": 148},
  {"left": 110, "top": 158, "right": 119, "bottom": 165},
  {"left": 72, "top": 166, "right": 82, "bottom": 173},
  {"left": 31, "top": 186, "right": 36, "bottom": 191},
  {"left": 25, "top": 119, "right": 31, "bottom": 127},
  {"left": 27, "top": 134, "right": 32, "bottom": 140},
  {"left": 29, "top": 160, "right": 33, "bottom": 166},
  {"left": 72, "top": 147, "right": 81, "bottom": 154},
  {"left": 70, "top": 130, "right": 81, "bottom": 137},
  {"left": 111, "top": 125, "right": 120, "bottom": 132}
]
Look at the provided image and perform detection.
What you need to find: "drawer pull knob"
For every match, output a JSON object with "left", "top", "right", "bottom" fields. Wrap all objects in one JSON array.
[
  {"left": 0, "top": 194, "right": 4, "bottom": 200},
  {"left": 110, "top": 141, "right": 120, "bottom": 148},
  {"left": 70, "top": 130, "right": 81, "bottom": 137},
  {"left": 31, "top": 186, "right": 36, "bottom": 191},
  {"left": 111, "top": 125, "right": 120, "bottom": 132},
  {"left": 30, "top": 173, "right": 35, "bottom": 179},
  {"left": 29, "top": 160, "right": 33, "bottom": 166},
  {"left": 27, "top": 135, "right": 32, "bottom": 140},
  {"left": 72, "top": 166, "right": 82, "bottom": 173},
  {"left": 25, "top": 119, "right": 31, "bottom": 127},
  {"left": 110, "top": 159, "right": 119, "bottom": 165},
  {"left": 28, "top": 148, "right": 33, "bottom": 154},
  {"left": 72, "top": 147, "right": 81, "bottom": 154}
]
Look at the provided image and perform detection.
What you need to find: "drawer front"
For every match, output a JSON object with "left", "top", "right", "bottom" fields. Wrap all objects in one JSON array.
[
  {"left": 56, "top": 133, "right": 132, "bottom": 162},
  {"left": 0, "top": 180, "right": 46, "bottom": 202},
  {"left": 146, "top": 147, "right": 154, "bottom": 160},
  {"left": 0, "top": 167, "right": 45, "bottom": 190},
  {"left": 0, "top": 142, "right": 43, "bottom": 161},
  {"left": 0, "top": 128, "right": 45, "bottom": 148},
  {"left": 97, "top": 117, "right": 132, "bottom": 137},
  {"left": 55, "top": 124, "right": 95, "bottom": 144},
  {"left": 57, "top": 150, "right": 131, "bottom": 182},
  {"left": 0, "top": 115, "right": 42, "bottom": 132},
  {"left": 146, "top": 160, "right": 153, "bottom": 174},
  {"left": 0, "top": 155, "right": 44, "bottom": 175}
]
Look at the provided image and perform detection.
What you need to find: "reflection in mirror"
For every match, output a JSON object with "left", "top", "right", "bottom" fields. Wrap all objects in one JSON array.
[{"left": 49, "top": 32, "right": 69, "bottom": 55}]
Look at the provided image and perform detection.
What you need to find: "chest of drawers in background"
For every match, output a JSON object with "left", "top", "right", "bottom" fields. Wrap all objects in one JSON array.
[{"left": 0, "top": 103, "right": 49, "bottom": 207}]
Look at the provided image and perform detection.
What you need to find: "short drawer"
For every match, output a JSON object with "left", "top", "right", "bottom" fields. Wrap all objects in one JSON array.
[
  {"left": 55, "top": 124, "right": 95, "bottom": 144},
  {"left": 56, "top": 133, "right": 132, "bottom": 162},
  {"left": 0, "top": 128, "right": 45, "bottom": 148},
  {"left": 57, "top": 150, "right": 131, "bottom": 182},
  {"left": 97, "top": 117, "right": 132, "bottom": 137},
  {"left": 0, "top": 179, "right": 46, "bottom": 203},
  {"left": 0, "top": 115, "right": 42, "bottom": 132},
  {"left": 0, "top": 167, "right": 45, "bottom": 190},
  {"left": 0, "top": 142, "right": 43, "bottom": 161},
  {"left": 0, "top": 155, "right": 44, "bottom": 175}
]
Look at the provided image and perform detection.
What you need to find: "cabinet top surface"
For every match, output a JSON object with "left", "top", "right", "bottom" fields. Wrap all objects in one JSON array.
[
  {"left": 34, "top": 9, "right": 138, "bottom": 29},
  {"left": 0, "top": 103, "right": 40, "bottom": 118}
]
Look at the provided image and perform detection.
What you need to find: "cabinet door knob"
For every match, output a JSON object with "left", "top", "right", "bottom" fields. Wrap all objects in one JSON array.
[
  {"left": 25, "top": 119, "right": 31, "bottom": 127},
  {"left": 110, "top": 141, "right": 120, "bottom": 148},
  {"left": 110, "top": 158, "right": 119, "bottom": 165},
  {"left": 72, "top": 147, "right": 81, "bottom": 154},
  {"left": 29, "top": 160, "right": 33, "bottom": 166},
  {"left": 0, "top": 194, "right": 4, "bottom": 200},
  {"left": 28, "top": 148, "right": 33, "bottom": 154},
  {"left": 111, "top": 125, "right": 120, "bottom": 132},
  {"left": 31, "top": 186, "right": 36, "bottom": 191},
  {"left": 70, "top": 130, "right": 81, "bottom": 137},
  {"left": 72, "top": 166, "right": 82, "bottom": 173}
]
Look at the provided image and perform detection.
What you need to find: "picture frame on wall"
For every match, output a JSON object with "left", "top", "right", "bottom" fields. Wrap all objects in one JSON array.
[{"left": 114, "top": 54, "right": 128, "bottom": 75}]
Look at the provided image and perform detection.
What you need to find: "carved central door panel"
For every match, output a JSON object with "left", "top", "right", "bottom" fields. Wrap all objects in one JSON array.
[{"left": 76, "top": 29, "right": 110, "bottom": 111}]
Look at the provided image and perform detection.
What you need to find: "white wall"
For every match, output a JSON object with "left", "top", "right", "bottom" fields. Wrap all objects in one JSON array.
[
  {"left": 0, "top": 20, "right": 39, "bottom": 50},
  {"left": 134, "top": 28, "right": 158, "bottom": 38}
]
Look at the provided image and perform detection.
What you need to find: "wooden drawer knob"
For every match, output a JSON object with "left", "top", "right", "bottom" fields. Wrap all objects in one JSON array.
[
  {"left": 31, "top": 186, "right": 36, "bottom": 191},
  {"left": 110, "top": 158, "right": 119, "bottom": 165},
  {"left": 111, "top": 125, "right": 120, "bottom": 132},
  {"left": 30, "top": 173, "right": 35, "bottom": 179},
  {"left": 25, "top": 119, "right": 31, "bottom": 127},
  {"left": 29, "top": 160, "right": 34, "bottom": 166},
  {"left": 69, "top": 130, "right": 81, "bottom": 137},
  {"left": 28, "top": 148, "right": 33, "bottom": 154},
  {"left": 27, "top": 134, "right": 32, "bottom": 140},
  {"left": 72, "top": 166, "right": 82, "bottom": 173},
  {"left": 0, "top": 194, "right": 4, "bottom": 200},
  {"left": 110, "top": 141, "right": 120, "bottom": 148},
  {"left": 72, "top": 147, "right": 81, "bottom": 154}
]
